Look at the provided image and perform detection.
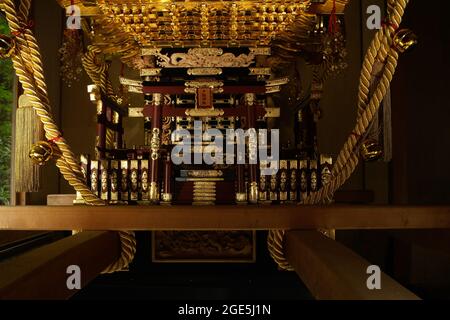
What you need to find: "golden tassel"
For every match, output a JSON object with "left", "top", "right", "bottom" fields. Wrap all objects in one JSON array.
[{"left": 14, "top": 94, "right": 42, "bottom": 192}]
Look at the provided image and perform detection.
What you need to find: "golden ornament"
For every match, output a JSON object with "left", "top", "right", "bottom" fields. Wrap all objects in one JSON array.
[
  {"left": 393, "top": 29, "right": 418, "bottom": 53},
  {"left": 0, "top": 34, "right": 15, "bottom": 59},
  {"left": 29, "top": 141, "right": 54, "bottom": 165},
  {"left": 360, "top": 139, "right": 383, "bottom": 162}
]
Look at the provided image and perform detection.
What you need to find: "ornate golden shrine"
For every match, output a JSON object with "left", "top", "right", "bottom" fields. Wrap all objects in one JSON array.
[
  {"left": 0, "top": 0, "right": 416, "bottom": 272},
  {"left": 54, "top": 0, "right": 352, "bottom": 264},
  {"left": 52, "top": 0, "right": 352, "bottom": 210}
]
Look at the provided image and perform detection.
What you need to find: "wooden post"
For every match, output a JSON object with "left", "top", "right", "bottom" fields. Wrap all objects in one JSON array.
[
  {"left": 285, "top": 230, "right": 420, "bottom": 300},
  {"left": 96, "top": 102, "right": 106, "bottom": 159},
  {"left": 0, "top": 231, "right": 120, "bottom": 299},
  {"left": 236, "top": 96, "right": 247, "bottom": 204},
  {"left": 150, "top": 93, "right": 162, "bottom": 203},
  {"left": 113, "top": 111, "right": 123, "bottom": 149},
  {"left": 88, "top": 85, "right": 106, "bottom": 159},
  {"left": 16, "top": 192, "right": 26, "bottom": 206}
]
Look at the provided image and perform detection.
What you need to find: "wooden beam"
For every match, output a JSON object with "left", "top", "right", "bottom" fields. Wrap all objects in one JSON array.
[
  {"left": 0, "top": 205, "right": 449, "bottom": 231},
  {"left": 0, "top": 231, "right": 120, "bottom": 299},
  {"left": 285, "top": 231, "right": 420, "bottom": 300},
  {"left": 0, "top": 231, "right": 49, "bottom": 247},
  {"left": 0, "top": 232, "right": 62, "bottom": 260},
  {"left": 47, "top": 194, "right": 76, "bottom": 206}
]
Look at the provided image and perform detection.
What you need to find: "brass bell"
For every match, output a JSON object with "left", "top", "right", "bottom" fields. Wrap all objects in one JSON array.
[
  {"left": 360, "top": 139, "right": 383, "bottom": 162},
  {"left": 393, "top": 29, "right": 418, "bottom": 53},
  {"left": 29, "top": 141, "right": 54, "bottom": 165},
  {"left": 0, "top": 34, "right": 15, "bottom": 59}
]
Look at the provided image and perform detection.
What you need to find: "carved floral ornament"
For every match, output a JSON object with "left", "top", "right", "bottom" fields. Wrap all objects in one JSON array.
[{"left": 141, "top": 48, "right": 257, "bottom": 68}]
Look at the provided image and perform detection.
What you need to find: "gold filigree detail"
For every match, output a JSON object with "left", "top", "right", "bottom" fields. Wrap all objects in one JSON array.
[
  {"left": 90, "top": 162, "right": 98, "bottom": 194},
  {"left": 266, "top": 86, "right": 281, "bottom": 94},
  {"left": 250, "top": 47, "right": 271, "bottom": 55},
  {"left": 184, "top": 87, "right": 224, "bottom": 94},
  {"left": 161, "top": 117, "right": 172, "bottom": 146},
  {"left": 130, "top": 167, "right": 138, "bottom": 192},
  {"left": 141, "top": 48, "right": 162, "bottom": 56},
  {"left": 185, "top": 108, "right": 224, "bottom": 117},
  {"left": 244, "top": 93, "right": 255, "bottom": 106},
  {"left": 182, "top": 170, "right": 223, "bottom": 178},
  {"left": 266, "top": 77, "right": 289, "bottom": 86},
  {"left": 153, "top": 49, "right": 255, "bottom": 68},
  {"left": 310, "top": 171, "right": 318, "bottom": 192},
  {"left": 140, "top": 68, "right": 162, "bottom": 76},
  {"left": 149, "top": 181, "right": 159, "bottom": 202},
  {"left": 161, "top": 193, "right": 173, "bottom": 203},
  {"left": 187, "top": 68, "right": 223, "bottom": 76},
  {"left": 249, "top": 181, "right": 258, "bottom": 204},
  {"left": 151, "top": 128, "right": 161, "bottom": 160},
  {"left": 236, "top": 193, "right": 247, "bottom": 202},
  {"left": 249, "top": 67, "right": 271, "bottom": 76},
  {"left": 185, "top": 80, "right": 224, "bottom": 89}
]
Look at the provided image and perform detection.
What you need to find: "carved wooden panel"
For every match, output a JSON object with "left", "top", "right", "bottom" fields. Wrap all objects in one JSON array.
[{"left": 152, "top": 231, "right": 256, "bottom": 263}]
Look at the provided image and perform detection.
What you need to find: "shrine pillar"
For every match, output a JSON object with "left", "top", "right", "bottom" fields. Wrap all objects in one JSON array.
[
  {"left": 113, "top": 111, "right": 123, "bottom": 149},
  {"left": 88, "top": 85, "right": 106, "bottom": 159},
  {"left": 150, "top": 93, "right": 163, "bottom": 203},
  {"left": 245, "top": 93, "right": 258, "bottom": 204},
  {"left": 235, "top": 163, "right": 247, "bottom": 204}
]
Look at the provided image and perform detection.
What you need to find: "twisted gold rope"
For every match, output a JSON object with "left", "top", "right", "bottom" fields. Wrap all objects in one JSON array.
[
  {"left": 4, "top": 0, "right": 92, "bottom": 195},
  {"left": 82, "top": 45, "right": 137, "bottom": 274},
  {"left": 2, "top": 0, "right": 135, "bottom": 273},
  {"left": 333, "top": 0, "right": 408, "bottom": 177},
  {"left": 268, "top": 0, "right": 410, "bottom": 270}
]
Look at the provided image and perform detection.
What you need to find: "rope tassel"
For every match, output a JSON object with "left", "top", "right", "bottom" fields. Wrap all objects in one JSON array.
[{"left": 14, "top": 94, "right": 42, "bottom": 192}]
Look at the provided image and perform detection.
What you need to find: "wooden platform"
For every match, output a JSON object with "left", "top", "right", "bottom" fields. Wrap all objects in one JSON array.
[{"left": 0, "top": 205, "right": 449, "bottom": 231}]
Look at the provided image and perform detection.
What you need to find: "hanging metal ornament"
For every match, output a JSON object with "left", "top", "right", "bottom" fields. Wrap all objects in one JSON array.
[
  {"left": 321, "top": 0, "right": 348, "bottom": 77},
  {"left": 29, "top": 141, "right": 54, "bottom": 166},
  {"left": 59, "top": 29, "right": 84, "bottom": 87},
  {"left": 393, "top": 29, "right": 418, "bottom": 53},
  {"left": 0, "top": 34, "right": 15, "bottom": 59},
  {"left": 360, "top": 139, "right": 383, "bottom": 162}
]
